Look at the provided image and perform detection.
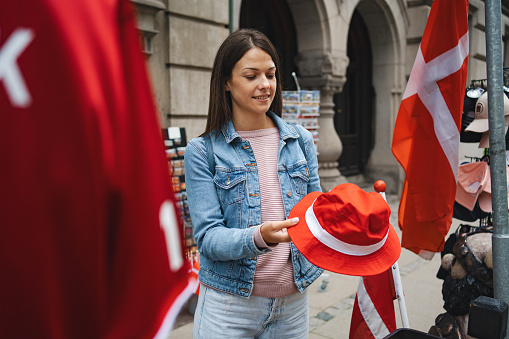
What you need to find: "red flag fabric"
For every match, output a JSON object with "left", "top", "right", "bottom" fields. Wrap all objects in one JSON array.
[
  {"left": 190, "top": 256, "right": 201, "bottom": 295},
  {"left": 0, "top": 1, "right": 192, "bottom": 338},
  {"left": 349, "top": 269, "right": 397, "bottom": 339},
  {"left": 391, "top": 0, "right": 469, "bottom": 255}
]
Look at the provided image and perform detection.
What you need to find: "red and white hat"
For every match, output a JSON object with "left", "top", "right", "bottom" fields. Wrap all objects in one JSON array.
[
  {"left": 288, "top": 183, "right": 401, "bottom": 276},
  {"left": 465, "top": 91, "right": 509, "bottom": 133}
]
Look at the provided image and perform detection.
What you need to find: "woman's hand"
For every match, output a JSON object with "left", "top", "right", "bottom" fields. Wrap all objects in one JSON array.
[{"left": 260, "top": 217, "right": 299, "bottom": 244}]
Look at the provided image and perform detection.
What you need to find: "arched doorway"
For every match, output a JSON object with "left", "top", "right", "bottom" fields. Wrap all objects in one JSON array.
[
  {"left": 334, "top": 9, "right": 374, "bottom": 176},
  {"left": 239, "top": 0, "right": 299, "bottom": 90}
]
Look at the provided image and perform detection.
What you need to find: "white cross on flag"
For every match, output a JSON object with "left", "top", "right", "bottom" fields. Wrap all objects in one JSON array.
[{"left": 392, "top": 0, "right": 469, "bottom": 256}]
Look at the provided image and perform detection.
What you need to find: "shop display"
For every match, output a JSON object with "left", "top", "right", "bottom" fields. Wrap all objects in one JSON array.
[
  {"left": 282, "top": 90, "right": 320, "bottom": 151},
  {"left": 161, "top": 127, "right": 197, "bottom": 256}
]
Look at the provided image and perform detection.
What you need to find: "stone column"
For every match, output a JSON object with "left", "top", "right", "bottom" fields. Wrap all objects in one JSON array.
[
  {"left": 296, "top": 52, "right": 349, "bottom": 191},
  {"left": 317, "top": 86, "right": 349, "bottom": 191}
]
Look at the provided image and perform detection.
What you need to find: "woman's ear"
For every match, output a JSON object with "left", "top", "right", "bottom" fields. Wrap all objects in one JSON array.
[{"left": 225, "top": 82, "right": 230, "bottom": 91}]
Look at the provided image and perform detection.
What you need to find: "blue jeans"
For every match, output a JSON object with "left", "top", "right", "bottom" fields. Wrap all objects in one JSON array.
[{"left": 193, "top": 285, "right": 309, "bottom": 339}]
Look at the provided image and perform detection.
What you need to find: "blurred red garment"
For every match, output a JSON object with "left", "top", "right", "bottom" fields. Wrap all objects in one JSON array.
[
  {"left": 190, "top": 257, "right": 200, "bottom": 295},
  {"left": 0, "top": 1, "right": 191, "bottom": 338}
]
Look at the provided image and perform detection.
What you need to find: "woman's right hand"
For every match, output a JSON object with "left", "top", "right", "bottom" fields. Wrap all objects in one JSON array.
[{"left": 259, "top": 217, "right": 299, "bottom": 244}]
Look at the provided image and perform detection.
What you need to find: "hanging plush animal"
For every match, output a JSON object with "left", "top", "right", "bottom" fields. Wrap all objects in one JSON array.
[{"left": 428, "top": 228, "right": 493, "bottom": 339}]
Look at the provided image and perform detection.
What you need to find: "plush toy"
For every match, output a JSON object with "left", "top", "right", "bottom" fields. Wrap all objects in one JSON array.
[{"left": 428, "top": 228, "right": 493, "bottom": 339}]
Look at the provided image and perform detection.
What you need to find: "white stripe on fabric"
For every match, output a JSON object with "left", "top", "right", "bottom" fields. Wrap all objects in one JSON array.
[
  {"left": 305, "top": 201, "right": 389, "bottom": 256},
  {"left": 402, "top": 32, "right": 469, "bottom": 180},
  {"left": 357, "top": 277, "right": 391, "bottom": 339}
]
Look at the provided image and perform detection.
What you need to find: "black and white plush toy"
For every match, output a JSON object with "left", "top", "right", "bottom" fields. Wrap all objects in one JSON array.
[{"left": 428, "top": 228, "right": 493, "bottom": 339}]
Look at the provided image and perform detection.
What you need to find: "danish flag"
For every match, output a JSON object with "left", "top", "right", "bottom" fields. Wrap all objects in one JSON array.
[
  {"left": 392, "top": 0, "right": 469, "bottom": 256},
  {"left": 349, "top": 269, "right": 397, "bottom": 339}
]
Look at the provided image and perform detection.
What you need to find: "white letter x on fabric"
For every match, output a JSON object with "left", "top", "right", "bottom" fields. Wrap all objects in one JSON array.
[{"left": 0, "top": 28, "right": 34, "bottom": 108}]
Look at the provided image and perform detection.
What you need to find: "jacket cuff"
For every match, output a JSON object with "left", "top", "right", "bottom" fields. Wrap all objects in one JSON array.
[{"left": 243, "top": 225, "right": 272, "bottom": 255}]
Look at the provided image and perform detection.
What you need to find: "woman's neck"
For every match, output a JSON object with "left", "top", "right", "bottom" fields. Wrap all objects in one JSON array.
[{"left": 232, "top": 112, "right": 276, "bottom": 132}]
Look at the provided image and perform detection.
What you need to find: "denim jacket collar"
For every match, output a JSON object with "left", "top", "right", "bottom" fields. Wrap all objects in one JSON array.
[{"left": 220, "top": 111, "right": 300, "bottom": 144}]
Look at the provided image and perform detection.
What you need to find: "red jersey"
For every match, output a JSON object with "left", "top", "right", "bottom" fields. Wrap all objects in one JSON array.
[{"left": 0, "top": 0, "right": 191, "bottom": 338}]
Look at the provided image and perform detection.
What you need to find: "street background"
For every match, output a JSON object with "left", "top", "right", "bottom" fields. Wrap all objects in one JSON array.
[{"left": 168, "top": 187, "right": 466, "bottom": 338}]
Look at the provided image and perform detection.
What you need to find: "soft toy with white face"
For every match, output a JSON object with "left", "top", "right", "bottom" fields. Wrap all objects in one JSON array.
[{"left": 429, "top": 230, "right": 493, "bottom": 339}]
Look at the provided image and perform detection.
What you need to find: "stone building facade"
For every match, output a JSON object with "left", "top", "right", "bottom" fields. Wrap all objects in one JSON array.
[{"left": 132, "top": 0, "right": 509, "bottom": 194}]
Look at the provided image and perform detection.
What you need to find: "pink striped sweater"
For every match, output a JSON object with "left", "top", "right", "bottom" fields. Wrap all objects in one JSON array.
[{"left": 237, "top": 127, "right": 299, "bottom": 298}]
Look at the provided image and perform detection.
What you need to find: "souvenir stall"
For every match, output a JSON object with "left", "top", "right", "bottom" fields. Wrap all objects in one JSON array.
[{"left": 429, "top": 79, "right": 509, "bottom": 337}]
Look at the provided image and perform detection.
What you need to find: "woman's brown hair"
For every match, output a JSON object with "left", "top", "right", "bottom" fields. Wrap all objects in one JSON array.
[{"left": 201, "top": 29, "right": 283, "bottom": 137}]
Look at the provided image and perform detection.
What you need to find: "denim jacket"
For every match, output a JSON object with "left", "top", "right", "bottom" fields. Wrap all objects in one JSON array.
[{"left": 184, "top": 111, "right": 324, "bottom": 298}]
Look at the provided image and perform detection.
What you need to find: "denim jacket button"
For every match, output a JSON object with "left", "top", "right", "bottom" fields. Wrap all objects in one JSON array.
[
  {"left": 302, "top": 281, "right": 307, "bottom": 287},
  {"left": 287, "top": 191, "right": 293, "bottom": 197}
]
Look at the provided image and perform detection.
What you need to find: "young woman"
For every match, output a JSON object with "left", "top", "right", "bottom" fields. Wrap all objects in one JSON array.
[{"left": 185, "top": 29, "right": 323, "bottom": 338}]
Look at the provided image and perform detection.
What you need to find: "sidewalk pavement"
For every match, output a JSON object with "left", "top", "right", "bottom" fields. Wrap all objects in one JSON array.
[{"left": 168, "top": 191, "right": 460, "bottom": 338}]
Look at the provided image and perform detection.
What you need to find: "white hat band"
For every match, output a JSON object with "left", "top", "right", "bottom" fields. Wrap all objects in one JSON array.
[{"left": 305, "top": 200, "right": 389, "bottom": 256}]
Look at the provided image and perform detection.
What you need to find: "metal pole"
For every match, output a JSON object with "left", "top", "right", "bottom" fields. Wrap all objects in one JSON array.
[
  {"left": 391, "top": 262, "right": 410, "bottom": 328},
  {"left": 376, "top": 183, "right": 409, "bottom": 328},
  {"left": 485, "top": 0, "right": 509, "bottom": 337}
]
